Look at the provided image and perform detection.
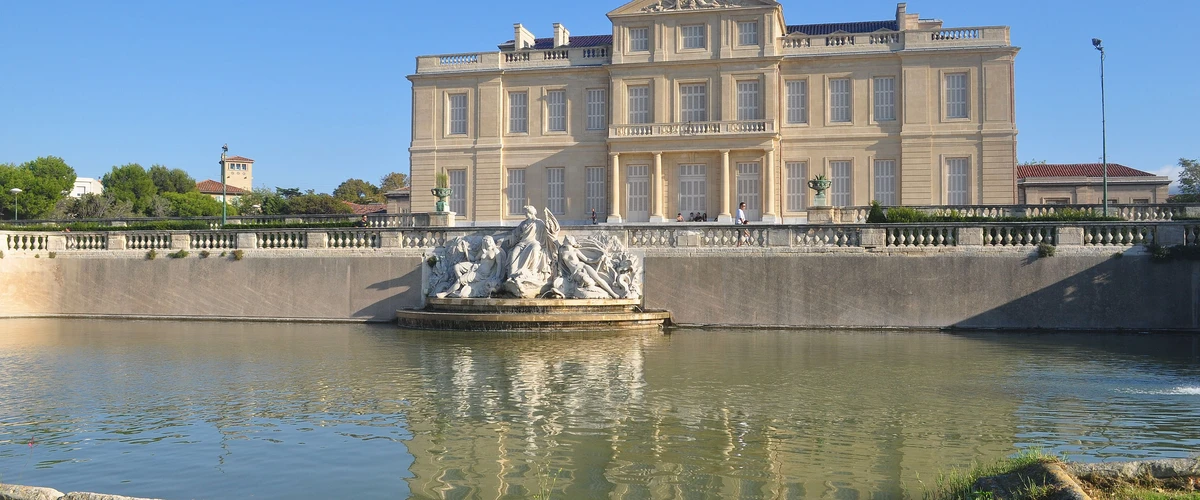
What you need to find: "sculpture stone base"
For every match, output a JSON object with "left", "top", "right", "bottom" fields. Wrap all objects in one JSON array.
[
  {"left": 808, "top": 206, "right": 835, "bottom": 224},
  {"left": 429, "top": 212, "right": 456, "bottom": 227},
  {"left": 398, "top": 298, "right": 671, "bottom": 332}
]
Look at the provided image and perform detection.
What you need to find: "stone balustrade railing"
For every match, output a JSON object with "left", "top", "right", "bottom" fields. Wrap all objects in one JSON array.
[
  {"left": 610, "top": 119, "right": 775, "bottom": 138},
  {"left": 4, "top": 221, "right": 1197, "bottom": 256},
  {"left": 781, "top": 26, "right": 1009, "bottom": 56},
  {"left": 416, "top": 46, "right": 612, "bottom": 74},
  {"left": 2, "top": 212, "right": 431, "bottom": 230},
  {"left": 829, "top": 204, "right": 1200, "bottom": 223}
]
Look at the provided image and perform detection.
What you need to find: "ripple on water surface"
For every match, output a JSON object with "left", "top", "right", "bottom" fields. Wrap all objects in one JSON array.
[{"left": 1, "top": 320, "right": 1198, "bottom": 499}]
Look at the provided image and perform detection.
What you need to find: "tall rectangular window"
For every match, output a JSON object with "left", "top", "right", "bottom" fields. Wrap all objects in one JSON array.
[
  {"left": 786, "top": 80, "right": 808, "bottom": 124},
  {"left": 830, "top": 78, "right": 851, "bottom": 123},
  {"left": 736, "top": 162, "right": 761, "bottom": 220},
  {"left": 546, "top": 167, "right": 565, "bottom": 215},
  {"left": 873, "top": 77, "right": 896, "bottom": 122},
  {"left": 448, "top": 94, "right": 468, "bottom": 135},
  {"left": 678, "top": 164, "right": 707, "bottom": 215},
  {"left": 681, "top": 25, "right": 706, "bottom": 49},
  {"left": 946, "top": 73, "right": 969, "bottom": 119},
  {"left": 546, "top": 90, "right": 566, "bottom": 132},
  {"left": 507, "top": 168, "right": 526, "bottom": 215},
  {"left": 873, "top": 160, "right": 897, "bottom": 206},
  {"left": 830, "top": 160, "right": 852, "bottom": 206},
  {"left": 736, "top": 81, "right": 760, "bottom": 121},
  {"left": 626, "top": 165, "right": 649, "bottom": 222},
  {"left": 509, "top": 91, "right": 528, "bottom": 133},
  {"left": 786, "top": 162, "right": 807, "bottom": 211},
  {"left": 449, "top": 169, "right": 466, "bottom": 214},
  {"left": 947, "top": 158, "right": 969, "bottom": 205},
  {"left": 629, "top": 27, "right": 649, "bottom": 52},
  {"left": 586, "top": 167, "right": 607, "bottom": 218},
  {"left": 586, "top": 88, "right": 607, "bottom": 130},
  {"left": 628, "top": 86, "right": 650, "bottom": 124},
  {"left": 680, "top": 83, "right": 707, "bottom": 122},
  {"left": 738, "top": 21, "right": 758, "bottom": 46}
]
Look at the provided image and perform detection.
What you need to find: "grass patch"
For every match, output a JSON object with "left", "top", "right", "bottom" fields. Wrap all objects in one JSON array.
[
  {"left": 1037, "top": 243, "right": 1056, "bottom": 258},
  {"left": 1092, "top": 487, "right": 1200, "bottom": 500},
  {"left": 199, "top": 250, "right": 211, "bottom": 258},
  {"left": 48, "top": 252, "right": 56, "bottom": 259},
  {"left": 146, "top": 249, "right": 157, "bottom": 260},
  {"left": 924, "top": 449, "right": 1058, "bottom": 500},
  {"left": 167, "top": 249, "right": 189, "bottom": 259},
  {"left": 231, "top": 249, "right": 244, "bottom": 261}
]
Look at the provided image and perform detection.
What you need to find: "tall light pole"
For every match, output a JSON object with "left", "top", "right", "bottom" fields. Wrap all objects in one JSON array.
[
  {"left": 220, "top": 143, "right": 229, "bottom": 226},
  {"left": 1093, "top": 38, "right": 1108, "bottom": 217},
  {"left": 8, "top": 188, "right": 21, "bottom": 221}
]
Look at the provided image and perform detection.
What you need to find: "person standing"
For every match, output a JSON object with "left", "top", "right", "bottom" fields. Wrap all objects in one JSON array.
[{"left": 736, "top": 202, "right": 750, "bottom": 246}]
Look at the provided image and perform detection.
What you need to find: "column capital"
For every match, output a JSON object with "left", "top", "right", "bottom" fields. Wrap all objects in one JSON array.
[
  {"left": 652, "top": 151, "right": 663, "bottom": 157},
  {"left": 720, "top": 149, "right": 730, "bottom": 156}
]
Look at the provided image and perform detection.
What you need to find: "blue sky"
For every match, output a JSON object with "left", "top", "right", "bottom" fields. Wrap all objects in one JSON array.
[{"left": 2, "top": 0, "right": 1197, "bottom": 193}]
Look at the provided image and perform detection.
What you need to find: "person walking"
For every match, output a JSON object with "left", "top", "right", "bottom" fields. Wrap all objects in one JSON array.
[{"left": 736, "top": 202, "right": 750, "bottom": 246}]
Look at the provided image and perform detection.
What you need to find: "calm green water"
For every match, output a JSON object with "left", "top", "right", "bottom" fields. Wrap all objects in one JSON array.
[{"left": 1, "top": 320, "right": 1198, "bottom": 499}]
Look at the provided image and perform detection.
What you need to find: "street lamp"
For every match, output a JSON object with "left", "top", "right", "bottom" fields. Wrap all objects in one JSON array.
[
  {"left": 1093, "top": 37, "right": 1108, "bottom": 216},
  {"left": 8, "top": 188, "right": 21, "bottom": 221},
  {"left": 220, "top": 143, "right": 229, "bottom": 226}
]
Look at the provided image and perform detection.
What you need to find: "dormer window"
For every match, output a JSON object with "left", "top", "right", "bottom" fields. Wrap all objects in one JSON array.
[
  {"left": 629, "top": 27, "right": 649, "bottom": 52},
  {"left": 681, "top": 25, "right": 706, "bottom": 49}
]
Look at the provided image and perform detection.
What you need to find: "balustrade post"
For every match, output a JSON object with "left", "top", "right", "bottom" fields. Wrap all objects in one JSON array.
[
  {"left": 379, "top": 230, "right": 403, "bottom": 248},
  {"left": 236, "top": 232, "right": 257, "bottom": 249},
  {"left": 1156, "top": 224, "right": 1185, "bottom": 246},
  {"left": 170, "top": 233, "right": 190, "bottom": 250},
  {"left": 861, "top": 228, "right": 886, "bottom": 249},
  {"left": 107, "top": 233, "right": 127, "bottom": 250},
  {"left": 308, "top": 232, "right": 329, "bottom": 249},
  {"left": 956, "top": 227, "right": 984, "bottom": 246},
  {"left": 1056, "top": 227, "right": 1084, "bottom": 246},
  {"left": 47, "top": 234, "right": 67, "bottom": 252}
]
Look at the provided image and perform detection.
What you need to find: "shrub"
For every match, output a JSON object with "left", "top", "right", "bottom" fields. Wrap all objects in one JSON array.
[
  {"left": 199, "top": 250, "right": 211, "bottom": 258},
  {"left": 34, "top": 254, "right": 40, "bottom": 258},
  {"left": 167, "top": 249, "right": 189, "bottom": 259},
  {"left": 1150, "top": 244, "right": 1172, "bottom": 262},
  {"left": 1037, "top": 243, "right": 1056, "bottom": 258},
  {"left": 220, "top": 251, "right": 227, "bottom": 257},
  {"left": 1112, "top": 252, "right": 1123, "bottom": 259},
  {"left": 48, "top": 252, "right": 56, "bottom": 259},
  {"left": 866, "top": 201, "right": 887, "bottom": 223},
  {"left": 231, "top": 249, "right": 244, "bottom": 261},
  {"left": 882, "top": 206, "right": 929, "bottom": 223},
  {"left": 146, "top": 249, "right": 157, "bottom": 260}
]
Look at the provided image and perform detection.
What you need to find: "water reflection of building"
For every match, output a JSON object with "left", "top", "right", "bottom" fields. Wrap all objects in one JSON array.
[{"left": 400, "top": 331, "right": 1023, "bottom": 499}]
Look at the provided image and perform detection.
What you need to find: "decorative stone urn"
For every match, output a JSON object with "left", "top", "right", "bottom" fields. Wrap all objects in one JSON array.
[
  {"left": 808, "top": 175, "right": 832, "bottom": 207},
  {"left": 431, "top": 187, "right": 452, "bottom": 213}
]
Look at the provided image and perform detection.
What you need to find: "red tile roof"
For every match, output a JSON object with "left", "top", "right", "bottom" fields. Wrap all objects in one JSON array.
[
  {"left": 195, "top": 179, "right": 248, "bottom": 195},
  {"left": 342, "top": 201, "right": 387, "bottom": 215},
  {"left": 224, "top": 156, "right": 254, "bottom": 163},
  {"left": 1016, "top": 163, "right": 1157, "bottom": 179}
]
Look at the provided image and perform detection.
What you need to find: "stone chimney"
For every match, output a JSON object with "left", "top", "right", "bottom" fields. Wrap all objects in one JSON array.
[
  {"left": 896, "top": 3, "right": 923, "bottom": 30},
  {"left": 514, "top": 23, "right": 536, "bottom": 49},
  {"left": 553, "top": 23, "right": 570, "bottom": 47}
]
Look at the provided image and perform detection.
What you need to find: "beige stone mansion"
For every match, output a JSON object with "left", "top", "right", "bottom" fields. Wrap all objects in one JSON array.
[{"left": 408, "top": 0, "right": 1018, "bottom": 224}]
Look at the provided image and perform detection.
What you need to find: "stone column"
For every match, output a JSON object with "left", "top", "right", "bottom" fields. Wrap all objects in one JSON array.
[
  {"left": 762, "top": 148, "right": 779, "bottom": 223},
  {"left": 717, "top": 150, "right": 733, "bottom": 222},
  {"left": 607, "top": 153, "right": 623, "bottom": 223},
  {"left": 649, "top": 151, "right": 666, "bottom": 223}
]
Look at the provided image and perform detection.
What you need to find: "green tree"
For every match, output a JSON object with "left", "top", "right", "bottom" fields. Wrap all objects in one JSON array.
[
  {"left": 1019, "top": 159, "right": 1048, "bottom": 166},
  {"left": 1176, "top": 158, "right": 1200, "bottom": 196},
  {"left": 285, "top": 193, "right": 353, "bottom": 214},
  {"left": 53, "top": 193, "right": 135, "bottom": 219},
  {"left": 275, "top": 187, "right": 302, "bottom": 198},
  {"left": 101, "top": 163, "right": 157, "bottom": 215},
  {"left": 379, "top": 172, "right": 409, "bottom": 192},
  {"left": 162, "top": 191, "right": 237, "bottom": 217},
  {"left": 0, "top": 156, "right": 77, "bottom": 220},
  {"left": 148, "top": 195, "right": 174, "bottom": 217},
  {"left": 333, "top": 178, "right": 382, "bottom": 203},
  {"left": 149, "top": 165, "right": 198, "bottom": 194}
]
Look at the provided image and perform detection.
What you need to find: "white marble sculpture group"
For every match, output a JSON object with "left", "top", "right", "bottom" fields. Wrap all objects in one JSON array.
[{"left": 426, "top": 206, "right": 642, "bottom": 300}]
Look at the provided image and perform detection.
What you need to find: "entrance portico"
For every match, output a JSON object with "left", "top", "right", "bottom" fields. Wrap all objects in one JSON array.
[{"left": 606, "top": 142, "right": 779, "bottom": 224}]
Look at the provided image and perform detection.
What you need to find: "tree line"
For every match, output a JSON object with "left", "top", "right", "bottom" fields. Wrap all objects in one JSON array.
[{"left": 1, "top": 156, "right": 410, "bottom": 220}]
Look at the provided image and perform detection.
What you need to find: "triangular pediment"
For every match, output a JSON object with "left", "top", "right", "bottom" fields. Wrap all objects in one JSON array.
[{"left": 609, "top": 0, "right": 778, "bottom": 17}]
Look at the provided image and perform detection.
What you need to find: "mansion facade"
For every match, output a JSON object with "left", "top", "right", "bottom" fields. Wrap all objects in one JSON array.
[{"left": 408, "top": 0, "right": 1019, "bottom": 224}]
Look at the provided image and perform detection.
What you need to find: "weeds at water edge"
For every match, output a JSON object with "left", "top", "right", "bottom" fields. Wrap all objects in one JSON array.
[{"left": 924, "top": 449, "right": 1056, "bottom": 500}]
